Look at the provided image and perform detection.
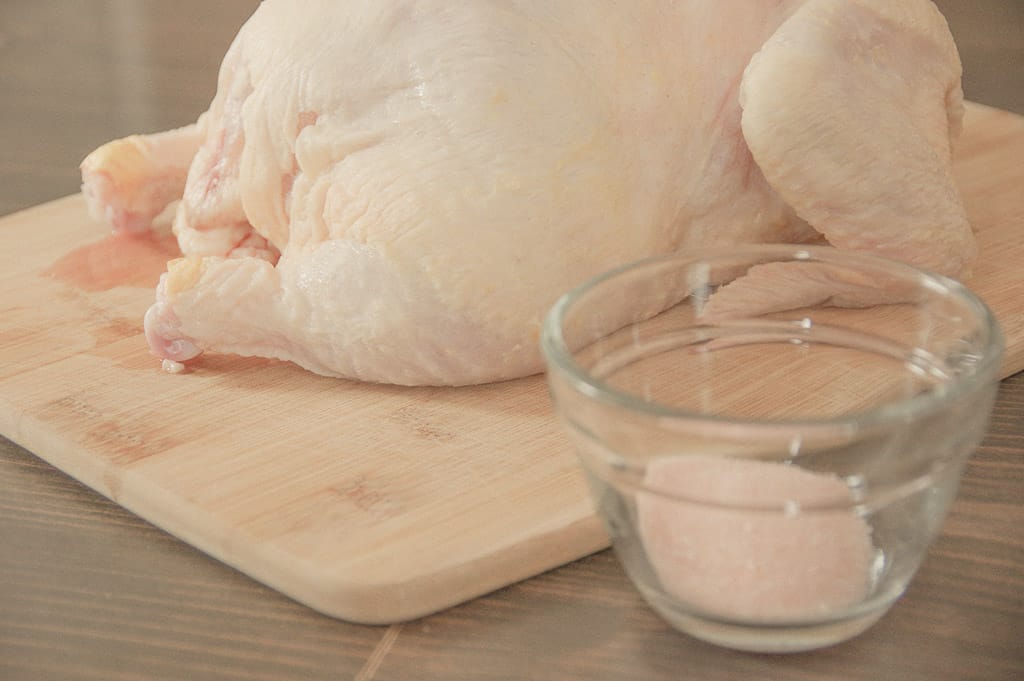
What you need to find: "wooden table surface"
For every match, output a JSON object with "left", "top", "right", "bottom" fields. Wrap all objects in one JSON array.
[{"left": 1, "top": 2, "right": 1021, "bottom": 680}]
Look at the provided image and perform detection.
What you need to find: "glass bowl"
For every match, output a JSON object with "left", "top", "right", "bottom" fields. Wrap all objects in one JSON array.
[{"left": 541, "top": 245, "right": 1003, "bottom": 653}]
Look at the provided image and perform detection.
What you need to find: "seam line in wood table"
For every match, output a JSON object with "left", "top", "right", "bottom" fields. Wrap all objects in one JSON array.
[{"left": 353, "top": 624, "right": 403, "bottom": 681}]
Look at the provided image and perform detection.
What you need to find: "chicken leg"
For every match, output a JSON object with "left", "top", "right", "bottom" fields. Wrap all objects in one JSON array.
[{"left": 705, "top": 0, "right": 973, "bottom": 317}]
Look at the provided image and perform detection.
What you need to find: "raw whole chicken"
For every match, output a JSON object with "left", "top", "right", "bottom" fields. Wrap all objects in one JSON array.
[{"left": 81, "top": 0, "right": 974, "bottom": 385}]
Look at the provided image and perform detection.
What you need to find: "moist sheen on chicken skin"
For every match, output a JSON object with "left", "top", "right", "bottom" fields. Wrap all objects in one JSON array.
[{"left": 80, "top": 0, "right": 975, "bottom": 386}]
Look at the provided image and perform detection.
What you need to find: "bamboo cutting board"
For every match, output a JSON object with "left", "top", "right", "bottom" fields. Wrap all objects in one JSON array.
[{"left": 1, "top": 102, "right": 1023, "bottom": 623}]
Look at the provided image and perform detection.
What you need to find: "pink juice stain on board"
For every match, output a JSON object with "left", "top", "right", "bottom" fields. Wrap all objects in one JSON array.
[
  {"left": 44, "top": 232, "right": 180, "bottom": 292},
  {"left": 638, "top": 454, "right": 875, "bottom": 621}
]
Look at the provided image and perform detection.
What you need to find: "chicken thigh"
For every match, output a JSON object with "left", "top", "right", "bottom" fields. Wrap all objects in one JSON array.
[{"left": 81, "top": 0, "right": 973, "bottom": 385}]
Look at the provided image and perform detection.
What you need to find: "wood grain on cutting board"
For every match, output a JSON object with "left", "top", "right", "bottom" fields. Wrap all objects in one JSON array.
[{"left": 0, "top": 102, "right": 1022, "bottom": 623}]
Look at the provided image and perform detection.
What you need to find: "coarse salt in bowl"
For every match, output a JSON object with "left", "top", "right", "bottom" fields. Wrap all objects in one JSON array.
[{"left": 541, "top": 245, "right": 1003, "bottom": 652}]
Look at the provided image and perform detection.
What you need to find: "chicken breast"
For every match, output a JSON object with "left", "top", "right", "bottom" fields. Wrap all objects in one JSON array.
[{"left": 81, "top": 0, "right": 973, "bottom": 385}]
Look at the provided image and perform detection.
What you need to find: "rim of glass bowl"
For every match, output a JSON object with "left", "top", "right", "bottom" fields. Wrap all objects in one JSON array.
[{"left": 540, "top": 244, "right": 1004, "bottom": 433}]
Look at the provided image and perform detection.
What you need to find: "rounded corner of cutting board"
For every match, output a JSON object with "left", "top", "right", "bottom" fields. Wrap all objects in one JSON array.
[
  {"left": 276, "top": 571, "right": 450, "bottom": 625},
  {"left": 241, "top": 512, "right": 610, "bottom": 625},
  {"left": 251, "top": 559, "right": 518, "bottom": 625}
]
